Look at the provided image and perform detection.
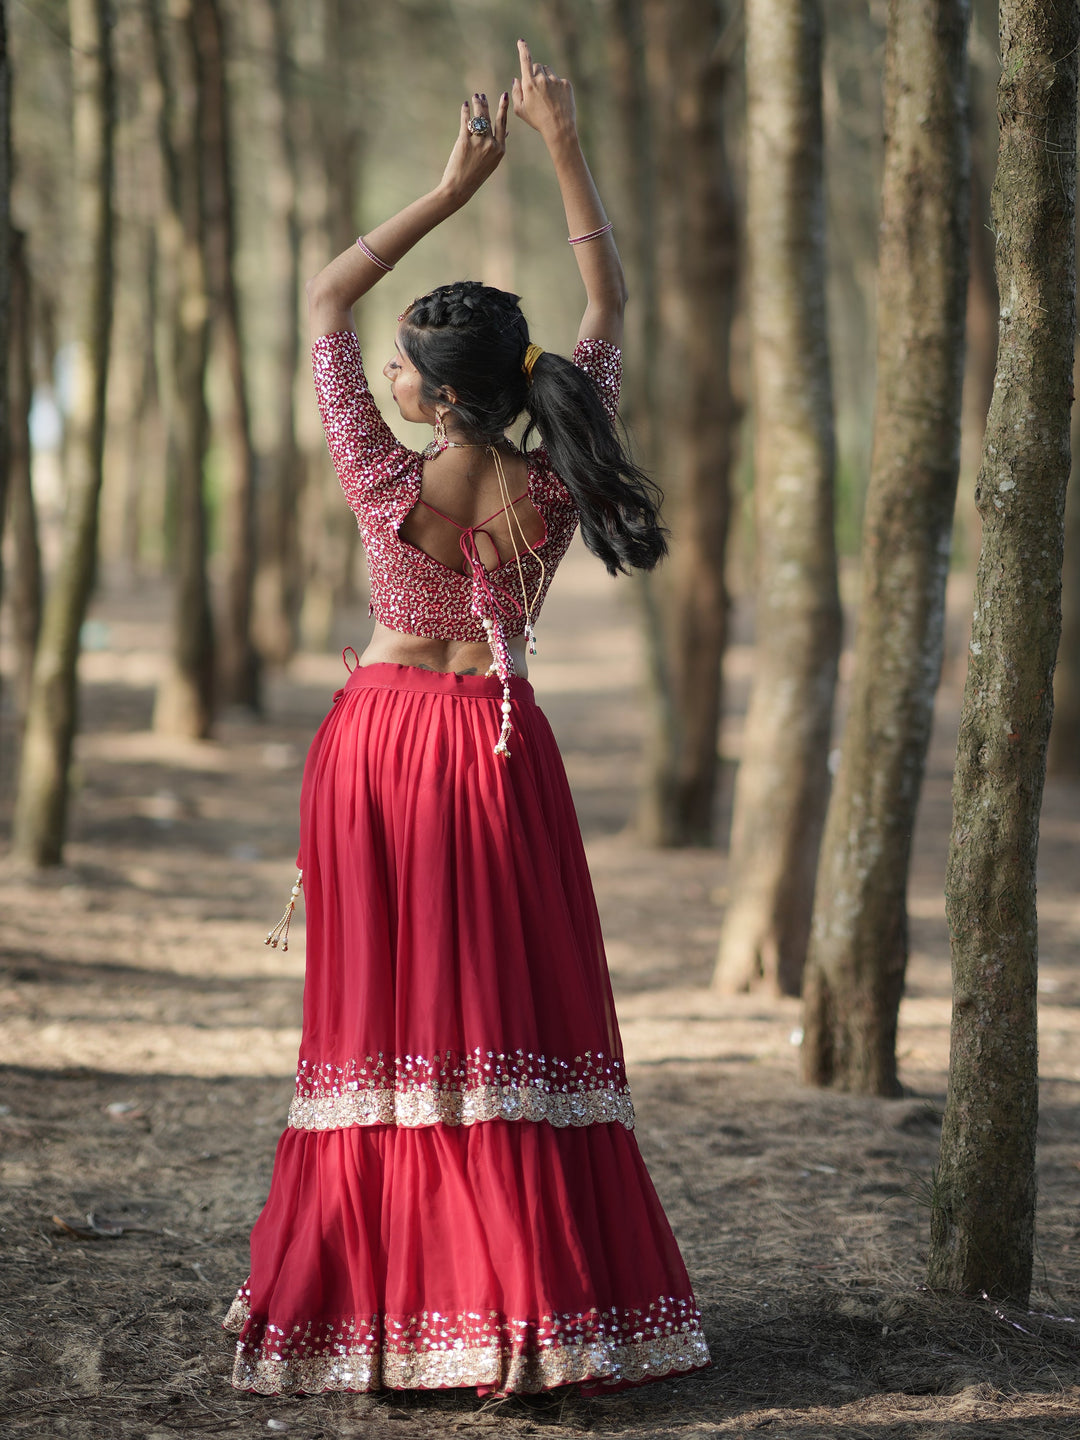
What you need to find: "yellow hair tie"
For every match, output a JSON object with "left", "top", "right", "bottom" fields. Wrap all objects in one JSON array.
[{"left": 522, "top": 343, "right": 544, "bottom": 379}]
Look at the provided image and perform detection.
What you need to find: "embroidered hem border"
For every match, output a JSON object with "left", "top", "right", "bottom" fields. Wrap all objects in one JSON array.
[
  {"left": 289, "top": 1049, "right": 635, "bottom": 1131},
  {"left": 223, "top": 1291, "right": 710, "bottom": 1395}
]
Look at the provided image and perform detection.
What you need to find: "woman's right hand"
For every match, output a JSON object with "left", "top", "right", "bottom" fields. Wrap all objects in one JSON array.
[
  {"left": 511, "top": 39, "right": 577, "bottom": 143},
  {"left": 437, "top": 91, "right": 510, "bottom": 208}
]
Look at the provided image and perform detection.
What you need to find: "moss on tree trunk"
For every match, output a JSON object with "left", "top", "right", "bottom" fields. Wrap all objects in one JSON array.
[{"left": 928, "top": 0, "right": 1079, "bottom": 1304}]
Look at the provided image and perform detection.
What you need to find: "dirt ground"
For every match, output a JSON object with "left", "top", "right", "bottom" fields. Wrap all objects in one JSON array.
[{"left": 2, "top": 543, "right": 1079, "bottom": 1440}]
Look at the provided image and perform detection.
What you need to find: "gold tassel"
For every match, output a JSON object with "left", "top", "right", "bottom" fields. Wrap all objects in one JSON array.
[{"left": 266, "top": 870, "right": 302, "bottom": 951}]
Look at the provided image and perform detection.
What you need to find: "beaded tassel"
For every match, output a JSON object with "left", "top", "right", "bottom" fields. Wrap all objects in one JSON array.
[
  {"left": 266, "top": 871, "right": 303, "bottom": 950},
  {"left": 493, "top": 681, "right": 513, "bottom": 759}
]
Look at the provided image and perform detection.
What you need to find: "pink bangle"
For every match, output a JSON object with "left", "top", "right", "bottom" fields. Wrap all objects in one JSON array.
[
  {"left": 568, "top": 221, "right": 613, "bottom": 246},
  {"left": 356, "top": 235, "right": 394, "bottom": 272}
]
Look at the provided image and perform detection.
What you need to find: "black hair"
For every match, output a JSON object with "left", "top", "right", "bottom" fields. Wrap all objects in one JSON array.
[{"left": 398, "top": 280, "right": 667, "bottom": 575}]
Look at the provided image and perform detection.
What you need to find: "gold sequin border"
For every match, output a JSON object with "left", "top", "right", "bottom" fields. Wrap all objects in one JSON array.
[
  {"left": 287, "top": 1082, "right": 635, "bottom": 1131},
  {"left": 224, "top": 1291, "right": 709, "bottom": 1395},
  {"left": 288, "top": 1049, "right": 635, "bottom": 1131}
]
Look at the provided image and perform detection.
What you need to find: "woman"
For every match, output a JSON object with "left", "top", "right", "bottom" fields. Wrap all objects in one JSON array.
[{"left": 224, "top": 40, "right": 709, "bottom": 1397}]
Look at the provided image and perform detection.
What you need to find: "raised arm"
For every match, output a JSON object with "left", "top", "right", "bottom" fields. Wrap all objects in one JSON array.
[
  {"left": 512, "top": 38, "right": 626, "bottom": 348},
  {"left": 306, "top": 93, "right": 510, "bottom": 341}
]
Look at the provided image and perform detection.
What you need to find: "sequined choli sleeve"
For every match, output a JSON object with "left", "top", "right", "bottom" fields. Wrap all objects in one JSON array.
[
  {"left": 311, "top": 330, "right": 419, "bottom": 519},
  {"left": 570, "top": 336, "right": 621, "bottom": 421}
]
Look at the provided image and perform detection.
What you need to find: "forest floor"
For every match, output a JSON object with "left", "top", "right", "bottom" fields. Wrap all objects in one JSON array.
[{"left": 1, "top": 542, "right": 1079, "bottom": 1440}]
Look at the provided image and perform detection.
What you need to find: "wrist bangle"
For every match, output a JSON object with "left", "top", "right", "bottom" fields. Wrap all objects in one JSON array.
[
  {"left": 568, "top": 221, "right": 613, "bottom": 246},
  {"left": 356, "top": 235, "right": 394, "bottom": 271}
]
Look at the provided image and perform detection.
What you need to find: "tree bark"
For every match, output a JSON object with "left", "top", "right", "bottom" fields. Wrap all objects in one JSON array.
[
  {"left": 196, "top": 0, "right": 260, "bottom": 710},
  {"left": 250, "top": 0, "right": 302, "bottom": 666},
  {"left": 637, "top": 0, "right": 739, "bottom": 847},
  {"left": 801, "top": 0, "right": 971, "bottom": 1094},
  {"left": 713, "top": 0, "right": 840, "bottom": 996},
  {"left": 293, "top": 0, "right": 362, "bottom": 653},
  {"left": 928, "top": 0, "right": 1078, "bottom": 1304},
  {"left": 601, "top": 0, "right": 659, "bottom": 462},
  {"left": 6, "top": 230, "right": 42, "bottom": 731},
  {"left": 149, "top": 0, "right": 215, "bottom": 738},
  {"left": 11, "top": 0, "right": 114, "bottom": 867}
]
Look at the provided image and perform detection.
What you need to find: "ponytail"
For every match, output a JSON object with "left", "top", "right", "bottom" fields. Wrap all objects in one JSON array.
[{"left": 522, "top": 351, "right": 668, "bottom": 575}]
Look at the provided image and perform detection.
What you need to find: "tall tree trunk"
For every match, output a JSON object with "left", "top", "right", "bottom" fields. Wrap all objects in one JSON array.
[
  {"left": 801, "top": 0, "right": 971, "bottom": 1095},
  {"left": 197, "top": 0, "right": 260, "bottom": 710},
  {"left": 602, "top": 0, "right": 659, "bottom": 463},
  {"left": 294, "top": 0, "right": 362, "bottom": 653},
  {"left": 250, "top": 0, "right": 302, "bottom": 666},
  {"left": 11, "top": 0, "right": 114, "bottom": 867},
  {"left": 637, "top": 0, "right": 739, "bottom": 847},
  {"left": 713, "top": 0, "right": 841, "bottom": 996},
  {"left": 149, "top": 0, "right": 215, "bottom": 738},
  {"left": 117, "top": 229, "right": 160, "bottom": 579},
  {"left": 7, "top": 230, "right": 42, "bottom": 731},
  {"left": 928, "top": 0, "right": 1078, "bottom": 1303}
]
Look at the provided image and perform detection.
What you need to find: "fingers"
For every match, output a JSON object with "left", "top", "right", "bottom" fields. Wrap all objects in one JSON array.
[
  {"left": 517, "top": 36, "right": 533, "bottom": 83},
  {"left": 495, "top": 90, "right": 510, "bottom": 142}
]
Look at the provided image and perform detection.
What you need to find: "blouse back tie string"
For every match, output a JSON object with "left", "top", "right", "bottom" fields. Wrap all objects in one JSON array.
[{"left": 417, "top": 450, "right": 547, "bottom": 759}]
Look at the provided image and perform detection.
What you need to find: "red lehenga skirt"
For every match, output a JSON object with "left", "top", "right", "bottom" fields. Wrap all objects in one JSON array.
[{"left": 224, "top": 662, "right": 709, "bottom": 1395}]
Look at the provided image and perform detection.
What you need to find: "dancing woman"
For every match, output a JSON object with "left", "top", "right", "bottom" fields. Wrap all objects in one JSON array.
[{"left": 224, "top": 40, "right": 710, "bottom": 1396}]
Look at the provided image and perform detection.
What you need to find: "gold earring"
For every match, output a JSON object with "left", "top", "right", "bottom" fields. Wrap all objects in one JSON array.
[{"left": 433, "top": 411, "right": 448, "bottom": 448}]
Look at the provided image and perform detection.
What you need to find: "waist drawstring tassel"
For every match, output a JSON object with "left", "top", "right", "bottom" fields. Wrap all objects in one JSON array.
[{"left": 266, "top": 870, "right": 303, "bottom": 950}]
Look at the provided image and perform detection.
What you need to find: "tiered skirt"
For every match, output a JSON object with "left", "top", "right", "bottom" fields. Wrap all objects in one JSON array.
[{"left": 224, "top": 662, "right": 709, "bottom": 1395}]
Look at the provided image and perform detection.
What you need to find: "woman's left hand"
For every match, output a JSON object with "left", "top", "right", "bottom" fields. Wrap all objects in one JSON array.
[{"left": 437, "top": 92, "right": 510, "bottom": 208}]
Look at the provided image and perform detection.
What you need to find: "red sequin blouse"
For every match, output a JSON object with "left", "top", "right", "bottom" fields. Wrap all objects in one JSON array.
[{"left": 311, "top": 330, "right": 622, "bottom": 683}]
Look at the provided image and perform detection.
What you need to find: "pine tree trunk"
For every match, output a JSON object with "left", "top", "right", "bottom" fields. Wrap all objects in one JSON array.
[
  {"left": 7, "top": 230, "right": 42, "bottom": 731},
  {"left": 11, "top": 0, "right": 114, "bottom": 867},
  {"left": 197, "top": 0, "right": 260, "bottom": 710},
  {"left": 250, "top": 0, "right": 302, "bottom": 666},
  {"left": 713, "top": 0, "right": 840, "bottom": 996},
  {"left": 637, "top": 0, "right": 738, "bottom": 847},
  {"left": 602, "top": 0, "right": 659, "bottom": 463},
  {"left": 294, "top": 0, "right": 362, "bottom": 653},
  {"left": 801, "top": 0, "right": 971, "bottom": 1094},
  {"left": 928, "top": 0, "right": 1079, "bottom": 1303},
  {"left": 149, "top": 0, "right": 215, "bottom": 739}
]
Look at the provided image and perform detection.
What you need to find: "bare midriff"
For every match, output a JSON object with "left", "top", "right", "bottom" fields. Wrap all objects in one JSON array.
[{"left": 357, "top": 622, "right": 530, "bottom": 679}]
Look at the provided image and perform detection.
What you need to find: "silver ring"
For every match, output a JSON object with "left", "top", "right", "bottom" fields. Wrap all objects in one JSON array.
[{"left": 467, "top": 116, "right": 491, "bottom": 136}]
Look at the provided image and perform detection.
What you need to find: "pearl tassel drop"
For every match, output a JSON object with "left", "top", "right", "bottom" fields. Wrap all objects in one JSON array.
[{"left": 266, "top": 871, "right": 303, "bottom": 950}]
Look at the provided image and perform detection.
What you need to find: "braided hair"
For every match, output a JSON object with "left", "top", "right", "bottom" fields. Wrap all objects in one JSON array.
[{"left": 398, "top": 281, "right": 667, "bottom": 575}]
